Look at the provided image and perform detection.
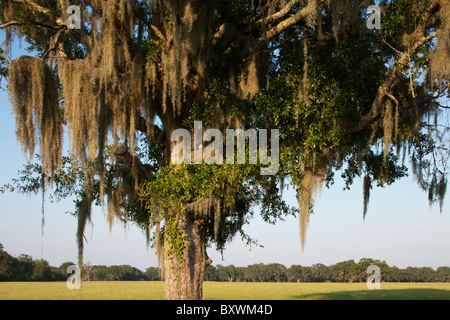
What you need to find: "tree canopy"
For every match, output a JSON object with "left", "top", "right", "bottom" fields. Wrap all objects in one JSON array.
[{"left": 1, "top": 0, "right": 449, "bottom": 300}]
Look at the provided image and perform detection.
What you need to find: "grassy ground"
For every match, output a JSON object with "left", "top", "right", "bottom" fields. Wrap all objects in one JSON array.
[{"left": 1, "top": 282, "right": 450, "bottom": 300}]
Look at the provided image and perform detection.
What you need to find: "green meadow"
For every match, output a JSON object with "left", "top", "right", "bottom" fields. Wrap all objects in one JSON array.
[{"left": 1, "top": 282, "right": 450, "bottom": 300}]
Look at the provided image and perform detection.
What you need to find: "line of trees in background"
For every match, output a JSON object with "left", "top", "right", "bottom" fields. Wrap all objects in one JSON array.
[
  {"left": 0, "top": 243, "right": 160, "bottom": 282},
  {"left": 205, "top": 262, "right": 450, "bottom": 283},
  {"left": 1, "top": 244, "right": 449, "bottom": 283}
]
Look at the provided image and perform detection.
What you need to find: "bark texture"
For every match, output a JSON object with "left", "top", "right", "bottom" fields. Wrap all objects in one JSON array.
[{"left": 164, "top": 213, "right": 208, "bottom": 300}]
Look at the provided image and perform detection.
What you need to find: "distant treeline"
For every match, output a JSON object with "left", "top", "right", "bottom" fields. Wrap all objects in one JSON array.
[
  {"left": 204, "top": 261, "right": 450, "bottom": 283},
  {"left": 1, "top": 244, "right": 449, "bottom": 282},
  {"left": 0, "top": 243, "right": 160, "bottom": 282}
]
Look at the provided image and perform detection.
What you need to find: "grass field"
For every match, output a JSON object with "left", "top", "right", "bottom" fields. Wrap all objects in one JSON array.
[{"left": 1, "top": 282, "right": 450, "bottom": 300}]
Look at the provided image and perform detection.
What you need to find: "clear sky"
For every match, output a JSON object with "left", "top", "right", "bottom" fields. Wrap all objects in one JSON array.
[{"left": 0, "top": 36, "right": 449, "bottom": 273}]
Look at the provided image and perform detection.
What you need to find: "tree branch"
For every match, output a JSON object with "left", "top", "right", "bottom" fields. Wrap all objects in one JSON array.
[
  {"left": 42, "top": 27, "right": 66, "bottom": 59},
  {"left": 149, "top": 24, "right": 165, "bottom": 41},
  {"left": 347, "top": 3, "right": 440, "bottom": 136},
  {"left": 134, "top": 9, "right": 166, "bottom": 41},
  {"left": 213, "top": 23, "right": 227, "bottom": 42},
  {"left": 257, "top": 0, "right": 300, "bottom": 26},
  {"left": 13, "top": 0, "right": 50, "bottom": 13},
  {"left": 1, "top": 18, "right": 66, "bottom": 31},
  {"left": 0, "top": 21, "right": 22, "bottom": 29},
  {"left": 11, "top": 0, "right": 66, "bottom": 25},
  {"left": 259, "top": 1, "right": 312, "bottom": 41}
]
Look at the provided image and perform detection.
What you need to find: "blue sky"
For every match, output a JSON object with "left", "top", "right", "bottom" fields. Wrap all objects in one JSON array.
[{"left": 0, "top": 37, "right": 449, "bottom": 273}]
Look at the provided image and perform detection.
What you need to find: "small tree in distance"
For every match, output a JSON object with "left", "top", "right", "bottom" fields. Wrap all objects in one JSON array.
[{"left": 0, "top": 0, "right": 449, "bottom": 300}]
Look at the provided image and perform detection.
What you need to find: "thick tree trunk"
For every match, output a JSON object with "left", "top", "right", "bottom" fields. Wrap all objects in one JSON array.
[{"left": 164, "top": 212, "right": 209, "bottom": 300}]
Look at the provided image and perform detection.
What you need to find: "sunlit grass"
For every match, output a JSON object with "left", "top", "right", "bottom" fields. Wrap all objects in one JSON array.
[
  {"left": 204, "top": 282, "right": 450, "bottom": 300},
  {"left": 1, "top": 282, "right": 450, "bottom": 300},
  {"left": 0, "top": 281, "right": 165, "bottom": 300}
]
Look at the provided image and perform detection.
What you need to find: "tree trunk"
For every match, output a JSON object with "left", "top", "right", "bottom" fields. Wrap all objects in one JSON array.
[{"left": 163, "top": 212, "right": 209, "bottom": 300}]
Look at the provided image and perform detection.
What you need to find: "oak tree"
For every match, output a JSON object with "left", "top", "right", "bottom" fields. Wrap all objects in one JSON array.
[{"left": 1, "top": 0, "right": 449, "bottom": 300}]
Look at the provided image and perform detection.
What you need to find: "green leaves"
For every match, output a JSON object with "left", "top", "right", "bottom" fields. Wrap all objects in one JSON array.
[
  {"left": 165, "top": 214, "right": 187, "bottom": 261},
  {"left": 143, "top": 163, "right": 248, "bottom": 213}
]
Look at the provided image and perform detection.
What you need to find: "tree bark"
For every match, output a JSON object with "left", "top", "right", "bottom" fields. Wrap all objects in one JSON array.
[{"left": 163, "top": 212, "right": 209, "bottom": 300}]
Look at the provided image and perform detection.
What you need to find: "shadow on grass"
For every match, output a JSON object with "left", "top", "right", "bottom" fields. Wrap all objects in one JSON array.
[{"left": 292, "top": 289, "right": 450, "bottom": 300}]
